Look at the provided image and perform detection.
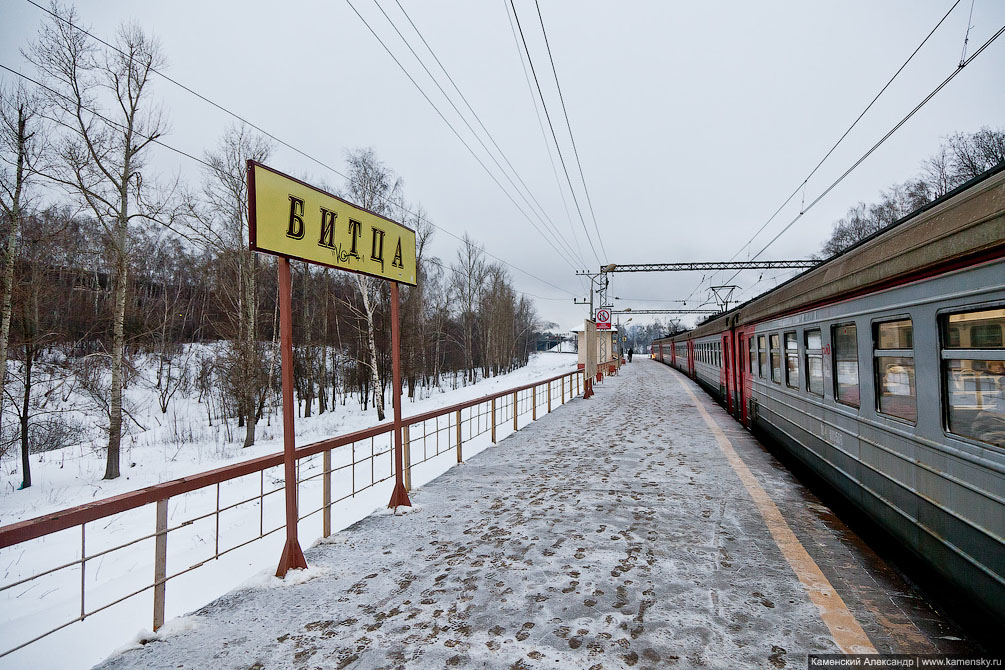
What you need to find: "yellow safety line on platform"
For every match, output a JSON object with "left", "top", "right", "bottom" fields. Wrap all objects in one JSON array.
[{"left": 674, "top": 374, "right": 877, "bottom": 655}]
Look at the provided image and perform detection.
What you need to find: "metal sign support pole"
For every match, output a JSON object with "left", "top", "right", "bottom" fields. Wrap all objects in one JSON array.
[
  {"left": 387, "top": 282, "right": 412, "bottom": 509},
  {"left": 276, "top": 257, "right": 307, "bottom": 577}
]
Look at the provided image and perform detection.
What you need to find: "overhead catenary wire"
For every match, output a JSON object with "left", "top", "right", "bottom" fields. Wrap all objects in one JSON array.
[
  {"left": 534, "top": 0, "right": 607, "bottom": 259},
  {"left": 343, "top": 0, "right": 587, "bottom": 276},
  {"left": 17, "top": 0, "right": 580, "bottom": 299},
  {"left": 684, "top": 0, "right": 965, "bottom": 303},
  {"left": 502, "top": 0, "right": 586, "bottom": 271},
  {"left": 726, "top": 21, "right": 1005, "bottom": 281},
  {"left": 366, "top": 0, "right": 588, "bottom": 273},
  {"left": 383, "top": 0, "right": 589, "bottom": 273},
  {"left": 508, "top": 0, "right": 603, "bottom": 267}
]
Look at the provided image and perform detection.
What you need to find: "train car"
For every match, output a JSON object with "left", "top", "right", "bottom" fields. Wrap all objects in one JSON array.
[{"left": 652, "top": 163, "right": 1005, "bottom": 626}]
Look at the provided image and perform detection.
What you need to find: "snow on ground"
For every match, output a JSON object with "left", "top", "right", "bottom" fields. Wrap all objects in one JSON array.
[
  {"left": 0, "top": 349, "right": 578, "bottom": 670},
  {"left": 92, "top": 361, "right": 842, "bottom": 669}
]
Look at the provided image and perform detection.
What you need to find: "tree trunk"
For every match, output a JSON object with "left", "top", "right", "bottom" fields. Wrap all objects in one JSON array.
[
  {"left": 241, "top": 251, "right": 257, "bottom": 447},
  {"left": 357, "top": 275, "right": 384, "bottom": 421},
  {"left": 104, "top": 247, "right": 127, "bottom": 480},
  {"left": 19, "top": 343, "right": 32, "bottom": 489}
]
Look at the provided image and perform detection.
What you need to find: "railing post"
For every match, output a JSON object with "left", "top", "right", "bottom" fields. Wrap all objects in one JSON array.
[
  {"left": 153, "top": 497, "right": 168, "bottom": 632},
  {"left": 322, "top": 449, "right": 332, "bottom": 538},
  {"left": 491, "top": 398, "right": 497, "bottom": 444},
  {"left": 547, "top": 381, "right": 552, "bottom": 413},
  {"left": 403, "top": 424, "right": 412, "bottom": 492},
  {"left": 577, "top": 372, "right": 581, "bottom": 396},
  {"left": 561, "top": 375, "right": 565, "bottom": 404},
  {"left": 532, "top": 385, "right": 537, "bottom": 420},
  {"left": 456, "top": 410, "right": 462, "bottom": 463},
  {"left": 513, "top": 390, "right": 518, "bottom": 431}
]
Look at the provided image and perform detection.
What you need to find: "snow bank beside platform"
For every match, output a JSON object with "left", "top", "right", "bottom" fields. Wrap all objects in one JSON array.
[{"left": 0, "top": 351, "right": 577, "bottom": 670}]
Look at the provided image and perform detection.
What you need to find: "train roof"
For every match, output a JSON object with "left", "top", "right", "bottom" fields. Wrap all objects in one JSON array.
[{"left": 658, "top": 161, "right": 1005, "bottom": 342}]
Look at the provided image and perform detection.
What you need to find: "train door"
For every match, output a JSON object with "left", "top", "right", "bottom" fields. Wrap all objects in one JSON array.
[
  {"left": 737, "top": 330, "right": 749, "bottom": 426},
  {"left": 670, "top": 340, "right": 676, "bottom": 367},
  {"left": 687, "top": 340, "right": 695, "bottom": 377},
  {"left": 721, "top": 333, "right": 733, "bottom": 415}
]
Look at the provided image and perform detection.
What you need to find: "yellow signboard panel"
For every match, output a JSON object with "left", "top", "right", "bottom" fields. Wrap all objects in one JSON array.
[{"left": 248, "top": 161, "right": 417, "bottom": 285}]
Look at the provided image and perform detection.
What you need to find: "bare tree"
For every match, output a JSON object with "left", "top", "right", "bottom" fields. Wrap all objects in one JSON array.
[
  {"left": 343, "top": 148, "right": 402, "bottom": 421},
  {"left": 0, "top": 83, "right": 45, "bottom": 399},
  {"left": 450, "top": 234, "right": 487, "bottom": 383},
  {"left": 820, "top": 127, "right": 1005, "bottom": 258},
  {"left": 28, "top": 5, "right": 168, "bottom": 479},
  {"left": 946, "top": 126, "right": 1005, "bottom": 182},
  {"left": 185, "top": 124, "right": 272, "bottom": 446}
]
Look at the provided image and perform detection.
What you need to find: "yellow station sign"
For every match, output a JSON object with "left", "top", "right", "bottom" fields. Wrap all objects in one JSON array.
[{"left": 248, "top": 161, "right": 417, "bottom": 285}]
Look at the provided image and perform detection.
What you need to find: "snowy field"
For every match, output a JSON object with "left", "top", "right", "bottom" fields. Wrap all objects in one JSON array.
[{"left": 0, "top": 349, "right": 578, "bottom": 670}]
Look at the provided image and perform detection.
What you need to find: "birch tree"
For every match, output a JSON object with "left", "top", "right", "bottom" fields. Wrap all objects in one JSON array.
[
  {"left": 343, "top": 148, "right": 401, "bottom": 421},
  {"left": 0, "top": 83, "right": 45, "bottom": 400},
  {"left": 28, "top": 6, "right": 167, "bottom": 479},
  {"left": 187, "top": 125, "right": 271, "bottom": 446},
  {"left": 450, "top": 234, "right": 487, "bottom": 383}
]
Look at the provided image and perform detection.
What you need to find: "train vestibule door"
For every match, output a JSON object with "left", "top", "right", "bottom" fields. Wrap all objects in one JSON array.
[
  {"left": 737, "top": 331, "right": 749, "bottom": 427},
  {"left": 721, "top": 333, "right": 733, "bottom": 415}
]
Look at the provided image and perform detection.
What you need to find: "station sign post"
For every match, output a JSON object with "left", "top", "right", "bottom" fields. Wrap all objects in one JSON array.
[{"left": 248, "top": 161, "right": 417, "bottom": 577}]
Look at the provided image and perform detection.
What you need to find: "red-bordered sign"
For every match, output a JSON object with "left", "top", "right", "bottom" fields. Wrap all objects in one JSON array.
[{"left": 596, "top": 308, "right": 611, "bottom": 330}]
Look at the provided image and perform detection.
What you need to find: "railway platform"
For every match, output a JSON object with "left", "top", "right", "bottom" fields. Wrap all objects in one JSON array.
[{"left": 97, "top": 360, "right": 981, "bottom": 669}]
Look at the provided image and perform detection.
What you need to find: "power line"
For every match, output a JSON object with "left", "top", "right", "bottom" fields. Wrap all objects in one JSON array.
[
  {"left": 685, "top": 0, "right": 965, "bottom": 302},
  {"left": 721, "top": 20, "right": 1005, "bottom": 287},
  {"left": 343, "top": 0, "right": 589, "bottom": 276},
  {"left": 18, "top": 0, "right": 580, "bottom": 298},
  {"left": 502, "top": 0, "right": 586, "bottom": 272},
  {"left": 424, "top": 256, "right": 568, "bottom": 301},
  {"left": 367, "top": 0, "right": 587, "bottom": 272},
  {"left": 508, "top": 0, "right": 603, "bottom": 266},
  {"left": 534, "top": 0, "right": 607, "bottom": 256},
  {"left": 385, "top": 0, "right": 588, "bottom": 271},
  {"left": 0, "top": 64, "right": 216, "bottom": 173}
]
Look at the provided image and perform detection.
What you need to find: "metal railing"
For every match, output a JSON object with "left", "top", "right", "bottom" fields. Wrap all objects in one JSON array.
[{"left": 0, "top": 368, "right": 583, "bottom": 661}]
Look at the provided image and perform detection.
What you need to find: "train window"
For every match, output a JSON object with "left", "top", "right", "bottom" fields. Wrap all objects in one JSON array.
[
  {"left": 784, "top": 332, "right": 799, "bottom": 389},
  {"left": 941, "top": 308, "right": 1005, "bottom": 447},
  {"left": 770, "top": 334, "right": 781, "bottom": 383},
  {"left": 749, "top": 337, "right": 756, "bottom": 374},
  {"left": 875, "top": 319, "right": 916, "bottom": 423},
  {"left": 758, "top": 335, "right": 767, "bottom": 378},
  {"left": 833, "top": 323, "right": 860, "bottom": 408},
  {"left": 805, "top": 329, "right": 823, "bottom": 396},
  {"left": 943, "top": 309, "right": 1004, "bottom": 349}
]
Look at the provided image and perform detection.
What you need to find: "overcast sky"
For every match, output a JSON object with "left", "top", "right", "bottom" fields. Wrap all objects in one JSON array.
[{"left": 2, "top": 0, "right": 1003, "bottom": 331}]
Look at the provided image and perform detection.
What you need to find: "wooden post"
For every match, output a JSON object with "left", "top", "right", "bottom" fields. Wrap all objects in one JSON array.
[
  {"left": 561, "top": 375, "right": 565, "bottom": 404},
  {"left": 276, "top": 258, "right": 307, "bottom": 577},
  {"left": 403, "top": 425, "right": 412, "bottom": 492},
  {"left": 387, "top": 282, "right": 411, "bottom": 509},
  {"left": 547, "top": 381, "right": 552, "bottom": 412},
  {"left": 532, "top": 385, "right": 537, "bottom": 420},
  {"left": 491, "top": 398, "right": 496, "bottom": 444},
  {"left": 322, "top": 449, "right": 331, "bottom": 537},
  {"left": 513, "top": 391, "right": 518, "bottom": 431},
  {"left": 456, "top": 410, "right": 462, "bottom": 463},
  {"left": 153, "top": 498, "right": 168, "bottom": 631}
]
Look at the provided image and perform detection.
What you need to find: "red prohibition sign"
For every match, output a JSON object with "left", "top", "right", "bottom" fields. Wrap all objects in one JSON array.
[{"left": 596, "top": 309, "right": 611, "bottom": 323}]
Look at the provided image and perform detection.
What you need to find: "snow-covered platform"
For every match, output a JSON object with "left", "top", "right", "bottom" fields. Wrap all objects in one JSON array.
[{"left": 96, "top": 361, "right": 976, "bottom": 669}]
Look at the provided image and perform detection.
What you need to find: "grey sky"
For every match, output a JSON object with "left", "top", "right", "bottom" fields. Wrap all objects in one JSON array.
[{"left": 2, "top": 0, "right": 1003, "bottom": 331}]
